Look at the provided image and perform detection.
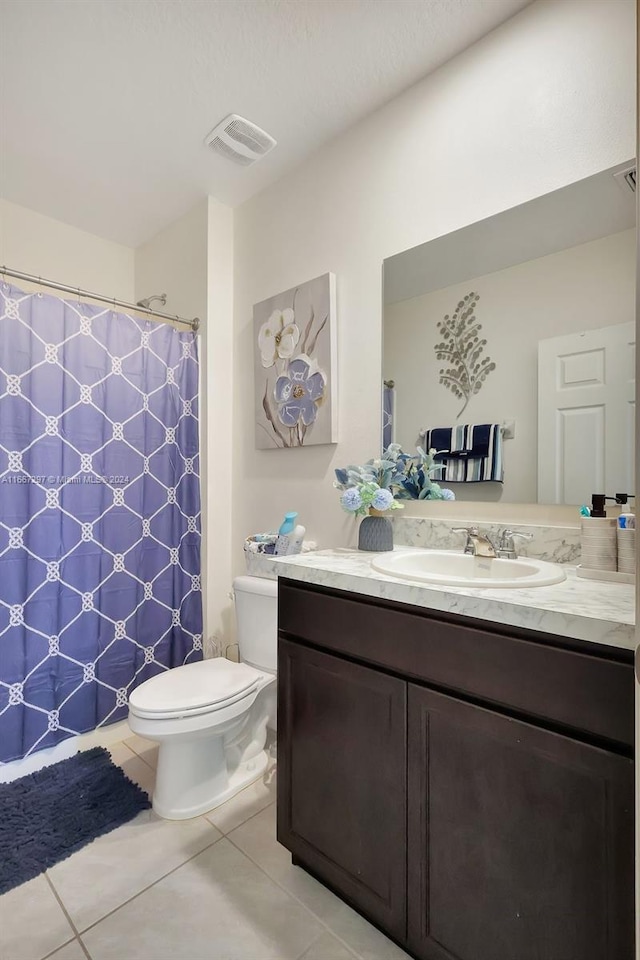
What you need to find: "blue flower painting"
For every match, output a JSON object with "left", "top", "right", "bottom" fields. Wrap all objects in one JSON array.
[
  {"left": 275, "top": 357, "right": 326, "bottom": 427},
  {"left": 254, "top": 273, "right": 337, "bottom": 448}
]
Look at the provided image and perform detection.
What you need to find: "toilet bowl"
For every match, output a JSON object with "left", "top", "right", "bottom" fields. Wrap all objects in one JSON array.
[{"left": 128, "top": 575, "right": 277, "bottom": 820}]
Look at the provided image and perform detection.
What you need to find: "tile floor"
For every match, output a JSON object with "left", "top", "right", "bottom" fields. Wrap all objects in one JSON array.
[{"left": 0, "top": 735, "right": 411, "bottom": 960}]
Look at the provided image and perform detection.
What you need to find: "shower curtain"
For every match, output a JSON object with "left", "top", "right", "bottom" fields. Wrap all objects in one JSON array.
[{"left": 0, "top": 282, "right": 203, "bottom": 763}]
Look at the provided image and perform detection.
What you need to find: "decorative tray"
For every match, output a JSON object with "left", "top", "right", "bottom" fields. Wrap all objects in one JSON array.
[{"left": 576, "top": 565, "right": 634, "bottom": 585}]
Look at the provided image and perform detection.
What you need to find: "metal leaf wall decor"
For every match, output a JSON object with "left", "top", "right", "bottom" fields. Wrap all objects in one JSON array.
[{"left": 434, "top": 292, "right": 496, "bottom": 417}]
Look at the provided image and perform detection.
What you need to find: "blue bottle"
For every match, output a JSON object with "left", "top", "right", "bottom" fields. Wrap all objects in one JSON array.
[
  {"left": 274, "top": 512, "right": 298, "bottom": 555},
  {"left": 279, "top": 512, "right": 298, "bottom": 535}
]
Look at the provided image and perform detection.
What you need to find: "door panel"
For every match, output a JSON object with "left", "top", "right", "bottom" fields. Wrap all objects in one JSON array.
[
  {"left": 538, "top": 321, "right": 635, "bottom": 503},
  {"left": 407, "top": 684, "right": 634, "bottom": 960},
  {"left": 277, "top": 638, "right": 407, "bottom": 940}
]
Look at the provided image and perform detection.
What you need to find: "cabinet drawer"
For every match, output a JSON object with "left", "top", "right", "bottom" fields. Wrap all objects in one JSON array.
[{"left": 278, "top": 579, "right": 633, "bottom": 748}]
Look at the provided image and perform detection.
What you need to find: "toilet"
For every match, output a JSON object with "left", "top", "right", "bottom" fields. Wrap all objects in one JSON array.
[{"left": 128, "top": 575, "right": 277, "bottom": 820}]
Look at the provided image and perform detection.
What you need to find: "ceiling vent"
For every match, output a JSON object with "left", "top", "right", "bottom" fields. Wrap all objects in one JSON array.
[
  {"left": 613, "top": 165, "right": 636, "bottom": 193},
  {"left": 205, "top": 114, "right": 277, "bottom": 166}
]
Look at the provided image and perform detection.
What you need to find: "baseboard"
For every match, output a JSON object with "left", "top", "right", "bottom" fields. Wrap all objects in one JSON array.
[{"left": 0, "top": 720, "right": 130, "bottom": 784}]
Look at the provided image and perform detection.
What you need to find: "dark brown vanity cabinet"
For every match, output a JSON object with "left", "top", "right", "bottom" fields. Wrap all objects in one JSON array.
[{"left": 277, "top": 578, "right": 635, "bottom": 960}]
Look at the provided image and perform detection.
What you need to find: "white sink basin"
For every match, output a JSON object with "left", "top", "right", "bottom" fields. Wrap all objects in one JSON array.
[{"left": 371, "top": 549, "right": 566, "bottom": 588}]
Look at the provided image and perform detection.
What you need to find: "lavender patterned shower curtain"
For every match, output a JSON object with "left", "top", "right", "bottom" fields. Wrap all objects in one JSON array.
[{"left": 0, "top": 283, "right": 203, "bottom": 763}]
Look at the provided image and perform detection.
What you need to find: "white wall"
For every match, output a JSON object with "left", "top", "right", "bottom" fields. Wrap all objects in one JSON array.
[
  {"left": 0, "top": 198, "right": 134, "bottom": 299},
  {"left": 384, "top": 228, "right": 636, "bottom": 502},
  {"left": 204, "top": 198, "right": 235, "bottom": 654},
  {"left": 135, "top": 200, "right": 208, "bottom": 326},
  {"left": 232, "top": 0, "right": 635, "bottom": 566},
  {"left": 135, "top": 199, "right": 235, "bottom": 658},
  {"left": 135, "top": 198, "right": 235, "bottom": 656}
]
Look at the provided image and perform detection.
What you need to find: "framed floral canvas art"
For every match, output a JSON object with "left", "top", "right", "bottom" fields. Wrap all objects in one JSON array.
[{"left": 254, "top": 272, "right": 337, "bottom": 448}]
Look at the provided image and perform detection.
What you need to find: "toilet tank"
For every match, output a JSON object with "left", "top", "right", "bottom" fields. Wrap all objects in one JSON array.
[{"left": 233, "top": 576, "right": 278, "bottom": 674}]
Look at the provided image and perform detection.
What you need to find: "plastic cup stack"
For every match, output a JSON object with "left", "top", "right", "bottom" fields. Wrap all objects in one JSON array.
[
  {"left": 580, "top": 517, "right": 617, "bottom": 572},
  {"left": 617, "top": 514, "right": 635, "bottom": 575}
]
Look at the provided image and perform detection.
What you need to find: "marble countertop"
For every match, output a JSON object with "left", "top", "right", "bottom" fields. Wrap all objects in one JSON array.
[{"left": 247, "top": 546, "right": 635, "bottom": 651}]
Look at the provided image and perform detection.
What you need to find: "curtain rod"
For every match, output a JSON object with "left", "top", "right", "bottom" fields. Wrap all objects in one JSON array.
[{"left": 0, "top": 265, "right": 200, "bottom": 332}]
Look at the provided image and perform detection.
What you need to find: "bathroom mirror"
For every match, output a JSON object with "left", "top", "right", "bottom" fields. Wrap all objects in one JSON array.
[{"left": 382, "top": 162, "right": 636, "bottom": 504}]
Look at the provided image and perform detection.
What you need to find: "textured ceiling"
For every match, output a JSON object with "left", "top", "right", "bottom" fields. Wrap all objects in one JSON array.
[{"left": 0, "top": 0, "right": 531, "bottom": 247}]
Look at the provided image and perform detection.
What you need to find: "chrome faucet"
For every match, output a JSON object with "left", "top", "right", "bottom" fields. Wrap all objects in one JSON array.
[
  {"left": 495, "top": 529, "right": 534, "bottom": 560},
  {"left": 452, "top": 526, "right": 496, "bottom": 558}
]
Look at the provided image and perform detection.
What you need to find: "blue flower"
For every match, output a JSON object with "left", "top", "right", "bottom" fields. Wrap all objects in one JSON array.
[
  {"left": 441, "top": 488, "right": 456, "bottom": 500},
  {"left": 275, "top": 355, "right": 326, "bottom": 427},
  {"left": 341, "top": 488, "right": 363, "bottom": 512},
  {"left": 334, "top": 467, "right": 350, "bottom": 486},
  {"left": 371, "top": 488, "right": 393, "bottom": 511}
]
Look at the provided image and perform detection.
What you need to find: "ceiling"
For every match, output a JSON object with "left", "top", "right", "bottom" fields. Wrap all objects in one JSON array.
[{"left": 0, "top": 0, "right": 531, "bottom": 248}]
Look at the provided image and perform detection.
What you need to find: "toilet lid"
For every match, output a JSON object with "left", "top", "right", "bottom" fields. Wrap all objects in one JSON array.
[{"left": 128, "top": 659, "right": 262, "bottom": 718}]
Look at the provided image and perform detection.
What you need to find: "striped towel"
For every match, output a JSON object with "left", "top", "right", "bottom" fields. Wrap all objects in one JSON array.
[{"left": 422, "top": 424, "right": 503, "bottom": 483}]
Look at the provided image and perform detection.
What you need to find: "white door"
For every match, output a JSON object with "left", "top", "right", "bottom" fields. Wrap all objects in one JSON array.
[{"left": 538, "top": 321, "right": 635, "bottom": 504}]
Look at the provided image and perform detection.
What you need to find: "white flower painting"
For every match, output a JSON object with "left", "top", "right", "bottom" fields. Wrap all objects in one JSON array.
[
  {"left": 258, "top": 308, "right": 300, "bottom": 366},
  {"left": 253, "top": 273, "right": 337, "bottom": 449}
]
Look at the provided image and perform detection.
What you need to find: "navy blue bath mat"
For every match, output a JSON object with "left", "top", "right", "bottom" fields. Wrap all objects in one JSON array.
[{"left": 0, "top": 746, "right": 151, "bottom": 894}]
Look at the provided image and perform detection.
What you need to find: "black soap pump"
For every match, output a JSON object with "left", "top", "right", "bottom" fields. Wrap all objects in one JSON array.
[{"left": 590, "top": 493, "right": 635, "bottom": 516}]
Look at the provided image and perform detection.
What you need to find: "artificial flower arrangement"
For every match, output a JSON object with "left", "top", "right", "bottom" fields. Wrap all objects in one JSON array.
[
  {"left": 334, "top": 443, "right": 455, "bottom": 517},
  {"left": 390, "top": 444, "right": 456, "bottom": 502}
]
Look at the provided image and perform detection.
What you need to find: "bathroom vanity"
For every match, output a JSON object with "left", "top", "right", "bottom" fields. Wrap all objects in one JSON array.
[{"left": 269, "top": 548, "right": 635, "bottom": 960}]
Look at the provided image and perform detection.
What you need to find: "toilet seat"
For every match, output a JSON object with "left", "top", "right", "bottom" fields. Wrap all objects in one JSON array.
[{"left": 128, "top": 659, "right": 263, "bottom": 721}]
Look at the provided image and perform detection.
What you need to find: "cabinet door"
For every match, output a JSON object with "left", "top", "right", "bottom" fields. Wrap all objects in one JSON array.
[
  {"left": 407, "top": 684, "right": 634, "bottom": 960},
  {"left": 278, "top": 638, "right": 407, "bottom": 940}
]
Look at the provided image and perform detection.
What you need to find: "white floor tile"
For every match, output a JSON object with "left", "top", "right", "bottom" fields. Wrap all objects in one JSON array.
[
  {"left": 82, "top": 838, "right": 324, "bottom": 960},
  {"left": 229, "top": 805, "right": 344, "bottom": 922},
  {"left": 46, "top": 939, "right": 88, "bottom": 960},
  {"left": 4, "top": 739, "right": 409, "bottom": 960},
  {"left": 107, "top": 743, "right": 155, "bottom": 797},
  {"left": 323, "top": 903, "right": 411, "bottom": 960},
  {"left": 0, "top": 875, "right": 75, "bottom": 960},
  {"left": 122, "top": 734, "right": 158, "bottom": 770},
  {"left": 47, "top": 809, "right": 221, "bottom": 931},
  {"left": 231, "top": 805, "right": 410, "bottom": 959},
  {"left": 299, "top": 931, "right": 360, "bottom": 960},
  {"left": 205, "top": 765, "right": 276, "bottom": 835}
]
